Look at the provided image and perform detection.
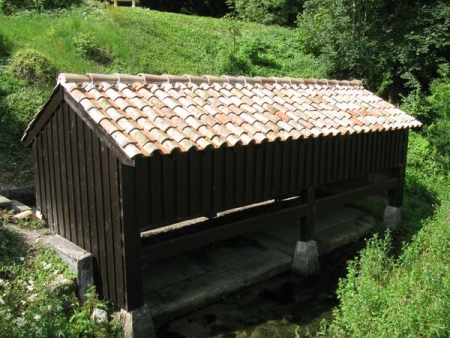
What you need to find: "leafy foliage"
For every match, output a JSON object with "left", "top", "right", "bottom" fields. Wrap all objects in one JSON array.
[
  {"left": 0, "top": 214, "right": 122, "bottom": 337},
  {"left": 298, "top": 0, "right": 450, "bottom": 100},
  {"left": 0, "top": 0, "right": 80, "bottom": 15},
  {"left": 226, "top": 0, "right": 304, "bottom": 26},
  {"left": 7, "top": 48, "right": 54, "bottom": 84}
]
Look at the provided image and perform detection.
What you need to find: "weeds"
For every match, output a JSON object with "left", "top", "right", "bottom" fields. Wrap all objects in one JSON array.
[{"left": 0, "top": 211, "right": 123, "bottom": 337}]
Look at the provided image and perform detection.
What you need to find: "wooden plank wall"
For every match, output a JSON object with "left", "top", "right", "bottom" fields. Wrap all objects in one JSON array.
[
  {"left": 136, "top": 129, "right": 409, "bottom": 232},
  {"left": 33, "top": 102, "right": 129, "bottom": 309}
]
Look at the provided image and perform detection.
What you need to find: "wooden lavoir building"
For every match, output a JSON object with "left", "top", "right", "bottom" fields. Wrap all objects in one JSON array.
[{"left": 22, "top": 73, "right": 421, "bottom": 311}]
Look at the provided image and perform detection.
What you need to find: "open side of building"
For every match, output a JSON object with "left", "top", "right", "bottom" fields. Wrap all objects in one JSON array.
[{"left": 22, "top": 73, "right": 421, "bottom": 313}]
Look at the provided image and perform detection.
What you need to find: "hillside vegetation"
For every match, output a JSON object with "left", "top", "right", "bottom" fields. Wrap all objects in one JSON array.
[
  {"left": 0, "top": 2, "right": 324, "bottom": 187},
  {"left": 1, "top": 1, "right": 450, "bottom": 337}
]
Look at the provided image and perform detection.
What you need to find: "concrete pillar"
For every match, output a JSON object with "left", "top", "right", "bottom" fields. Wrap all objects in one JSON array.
[
  {"left": 384, "top": 206, "right": 401, "bottom": 230},
  {"left": 291, "top": 240, "right": 319, "bottom": 275},
  {"left": 121, "top": 304, "right": 155, "bottom": 338}
]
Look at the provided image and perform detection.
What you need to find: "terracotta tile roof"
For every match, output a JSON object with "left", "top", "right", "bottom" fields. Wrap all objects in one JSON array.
[{"left": 25, "top": 73, "right": 422, "bottom": 159}]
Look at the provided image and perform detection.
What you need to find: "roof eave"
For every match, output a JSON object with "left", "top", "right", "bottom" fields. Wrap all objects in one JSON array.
[{"left": 22, "top": 85, "right": 64, "bottom": 146}]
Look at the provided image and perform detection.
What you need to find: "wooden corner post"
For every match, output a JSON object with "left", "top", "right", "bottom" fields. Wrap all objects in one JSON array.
[{"left": 121, "top": 164, "right": 144, "bottom": 311}]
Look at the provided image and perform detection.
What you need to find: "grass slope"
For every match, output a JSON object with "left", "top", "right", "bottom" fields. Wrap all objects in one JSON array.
[{"left": 0, "top": 1, "right": 326, "bottom": 188}]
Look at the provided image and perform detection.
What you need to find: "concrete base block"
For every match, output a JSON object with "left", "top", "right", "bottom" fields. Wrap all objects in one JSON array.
[
  {"left": 384, "top": 206, "right": 401, "bottom": 230},
  {"left": 291, "top": 240, "right": 319, "bottom": 275},
  {"left": 121, "top": 304, "right": 155, "bottom": 338},
  {"left": 46, "top": 234, "right": 94, "bottom": 301}
]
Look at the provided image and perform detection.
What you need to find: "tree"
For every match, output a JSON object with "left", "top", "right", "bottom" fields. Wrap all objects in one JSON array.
[
  {"left": 298, "top": 0, "right": 450, "bottom": 101},
  {"left": 227, "top": 0, "right": 304, "bottom": 26}
]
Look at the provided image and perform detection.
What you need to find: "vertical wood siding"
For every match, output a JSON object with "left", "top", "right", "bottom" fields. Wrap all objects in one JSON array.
[
  {"left": 33, "top": 102, "right": 130, "bottom": 309},
  {"left": 135, "top": 129, "right": 409, "bottom": 232}
]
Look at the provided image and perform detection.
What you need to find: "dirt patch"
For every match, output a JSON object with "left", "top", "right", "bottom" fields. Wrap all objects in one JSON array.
[{"left": 155, "top": 239, "right": 367, "bottom": 338}]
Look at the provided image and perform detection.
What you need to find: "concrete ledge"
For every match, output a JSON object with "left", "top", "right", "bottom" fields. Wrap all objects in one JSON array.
[
  {"left": 11, "top": 200, "right": 32, "bottom": 213},
  {"left": 46, "top": 234, "right": 94, "bottom": 301},
  {"left": 0, "top": 194, "right": 12, "bottom": 209}
]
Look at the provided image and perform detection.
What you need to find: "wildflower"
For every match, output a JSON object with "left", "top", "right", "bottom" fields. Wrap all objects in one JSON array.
[
  {"left": 53, "top": 269, "right": 59, "bottom": 275},
  {"left": 19, "top": 257, "right": 25, "bottom": 262},
  {"left": 14, "top": 317, "right": 26, "bottom": 327},
  {"left": 43, "top": 263, "right": 52, "bottom": 270},
  {"left": 34, "top": 314, "right": 41, "bottom": 321}
]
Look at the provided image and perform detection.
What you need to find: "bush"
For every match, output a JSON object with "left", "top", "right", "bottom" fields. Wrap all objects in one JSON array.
[
  {"left": 7, "top": 48, "right": 54, "bottom": 84},
  {"left": 72, "top": 32, "right": 112, "bottom": 64},
  {"left": 0, "top": 0, "right": 80, "bottom": 15},
  {"left": 326, "top": 201, "right": 450, "bottom": 337}
]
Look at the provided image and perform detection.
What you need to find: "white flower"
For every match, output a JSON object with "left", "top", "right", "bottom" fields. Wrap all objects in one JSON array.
[
  {"left": 34, "top": 315, "right": 41, "bottom": 321},
  {"left": 53, "top": 269, "right": 59, "bottom": 275},
  {"left": 43, "top": 263, "right": 52, "bottom": 270},
  {"left": 14, "top": 317, "right": 26, "bottom": 327},
  {"left": 19, "top": 257, "right": 25, "bottom": 262}
]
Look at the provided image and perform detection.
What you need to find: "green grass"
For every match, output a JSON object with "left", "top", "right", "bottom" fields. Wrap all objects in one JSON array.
[
  {"left": 321, "top": 131, "right": 450, "bottom": 337},
  {"left": 0, "top": 1, "right": 326, "bottom": 188},
  {"left": 0, "top": 210, "right": 122, "bottom": 337}
]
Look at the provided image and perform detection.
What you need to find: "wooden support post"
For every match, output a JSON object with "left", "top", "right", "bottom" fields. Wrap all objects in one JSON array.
[
  {"left": 121, "top": 165, "right": 144, "bottom": 311},
  {"left": 388, "top": 165, "right": 405, "bottom": 207},
  {"left": 300, "top": 187, "right": 315, "bottom": 241}
]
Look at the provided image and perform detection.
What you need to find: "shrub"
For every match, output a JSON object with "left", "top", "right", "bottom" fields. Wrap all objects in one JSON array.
[
  {"left": 7, "top": 48, "right": 54, "bottom": 84},
  {"left": 73, "top": 32, "right": 112, "bottom": 64},
  {"left": 0, "top": 0, "right": 80, "bottom": 15}
]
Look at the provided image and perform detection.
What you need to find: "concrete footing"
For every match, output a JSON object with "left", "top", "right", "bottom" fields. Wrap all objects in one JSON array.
[
  {"left": 121, "top": 304, "right": 155, "bottom": 338},
  {"left": 46, "top": 234, "right": 94, "bottom": 301},
  {"left": 291, "top": 240, "right": 319, "bottom": 275},
  {"left": 383, "top": 206, "right": 402, "bottom": 230}
]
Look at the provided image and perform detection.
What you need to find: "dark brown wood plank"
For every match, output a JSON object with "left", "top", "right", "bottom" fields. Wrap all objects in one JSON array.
[
  {"left": 272, "top": 140, "right": 282, "bottom": 197},
  {"left": 319, "top": 136, "right": 327, "bottom": 185},
  {"left": 281, "top": 139, "right": 291, "bottom": 196},
  {"left": 120, "top": 165, "right": 144, "bottom": 311},
  {"left": 213, "top": 147, "right": 225, "bottom": 212},
  {"left": 110, "top": 156, "right": 125, "bottom": 307},
  {"left": 92, "top": 134, "right": 108, "bottom": 299},
  {"left": 188, "top": 150, "right": 202, "bottom": 217},
  {"left": 150, "top": 153, "right": 163, "bottom": 226},
  {"left": 69, "top": 107, "right": 83, "bottom": 247},
  {"left": 313, "top": 137, "right": 321, "bottom": 186},
  {"left": 254, "top": 143, "right": 265, "bottom": 201},
  {"left": 101, "top": 144, "right": 116, "bottom": 303},
  {"left": 235, "top": 145, "right": 245, "bottom": 206},
  {"left": 51, "top": 113, "right": 64, "bottom": 236},
  {"left": 34, "top": 139, "right": 43, "bottom": 213},
  {"left": 77, "top": 115, "right": 91, "bottom": 253},
  {"left": 290, "top": 140, "right": 299, "bottom": 193},
  {"left": 84, "top": 125, "right": 99, "bottom": 289},
  {"left": 202, "top": 148, "right": 213, "bottom": 216},
  {"left": 162, "top": 156, "right": 176, "bottom": 221},
  {"left": 356, "top": 133, "right": 363, "bottom": 175},
  {"left": 42, "top": 127, "right": 52, "bottom": 227},
  {"left": 57, "top": 104, "right": 71, "bottom": 242},
  {"left": 360, "top": 133, "right": 368, "bottom": 174},
  {"left": 350, "top": 134, "right": 357, "bottom": 177},
  {"left": 297, "top": 139, "right": 306, "bottom": 189},
  {"left": 300, "top": 187, "right": 315, "bottom": 241},
  {"left": 176, "top": 152, "right": 190, "bottom": 218},
  {"left": 245, "top": 144, "right": 256, "bottom": 204},
  {"left": 136, "top": 156, "right": 151, "bottom": 231},
  {"left": 224, "top": 147, "right": 236, "bottom": 209},
  {"left": 332, "top": 136, "right": 339, "bottom": 181},
  {"left": 305, "top": 138, "right": 314, "bottom": 186},
  {"left": 263, "top": 141, "right": 274, "bottom": 199},
  {"left": 326, "top": 137, "right": 333, "bottom": 183},
  {"left": 367, "top": 132, "right": 374, "bottom": 172},
  {"left": 338, "top": 136, "right": 345, "bottom": 180}
]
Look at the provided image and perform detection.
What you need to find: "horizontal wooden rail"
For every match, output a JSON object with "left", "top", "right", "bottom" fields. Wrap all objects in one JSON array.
[{"left": 140, "top": 178, "right": 398, "bottom": 263}]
